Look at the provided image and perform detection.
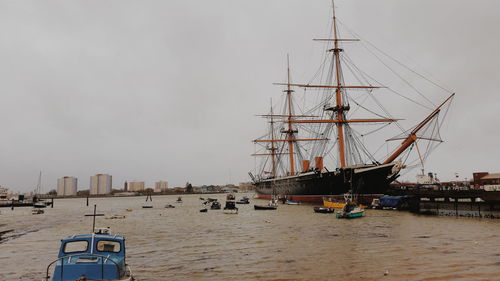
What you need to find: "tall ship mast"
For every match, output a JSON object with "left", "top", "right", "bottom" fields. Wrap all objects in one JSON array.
[{"left": 250, "top": 2, "right": 454, "bottom": 202}]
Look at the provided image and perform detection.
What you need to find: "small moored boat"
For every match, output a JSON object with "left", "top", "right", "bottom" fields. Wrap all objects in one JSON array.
[
  {"left": 236, "top": 196, "right": 250, "bottom": 204},
  {"left": 223, "top": 194, "right": 238, "bottom": 214},
  {"left": 336, "top": 207, "right": 364, "bottom": 218},
  {"left": 254, "top": 198, "right": 278, "bottom": 210},
  {"left": 34, "top": 201, "right": 48, "bottom": 208},
  {"left": 211, "top": 201, "right": 221, "bottom": 210},
  {"left": 336, "top": 200, "right": 365, "bottom": 219},
  {"left": 313, "top": 207, "right": 335, "bottom": 213},
  {"left": 32, "top": 208, "right": 44, "bottom": 215},
  {"left": 285, "top": 200, "right": 300, "bottom": 205}
]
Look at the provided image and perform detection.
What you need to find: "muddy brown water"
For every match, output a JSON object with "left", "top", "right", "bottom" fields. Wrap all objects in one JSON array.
[{"left": 0, "top": 194, "right": 498, "bottom": 280}]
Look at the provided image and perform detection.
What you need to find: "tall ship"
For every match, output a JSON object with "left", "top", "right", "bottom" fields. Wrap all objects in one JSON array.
[{"left": 250, "top": 2, "right": 454, "bottom": 202}]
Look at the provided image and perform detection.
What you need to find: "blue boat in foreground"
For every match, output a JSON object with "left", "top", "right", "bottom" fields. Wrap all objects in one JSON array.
[{"left": 45, "top": 228, "right": 135, "bottom": 281}]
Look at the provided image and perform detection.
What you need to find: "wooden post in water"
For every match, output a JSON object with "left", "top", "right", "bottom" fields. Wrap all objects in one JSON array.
[
  {"left": 51, "top": 197, "right": 54, "bottom": 208},
  {"left": 477, "top": 199, "right": 481, "bottom": 218},
  {"left": 86, "top": 196, "right": 89, "bottom": 206}
]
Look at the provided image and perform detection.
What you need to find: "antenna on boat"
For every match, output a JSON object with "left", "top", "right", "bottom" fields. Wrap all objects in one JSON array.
[{"left": 85, "top": 204, "right": 104, "bottom": 233}]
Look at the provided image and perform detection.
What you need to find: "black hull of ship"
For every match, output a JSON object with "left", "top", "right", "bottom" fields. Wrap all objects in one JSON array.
[{"left": 254, "top": 163, "right": 398, "bottom": 198}]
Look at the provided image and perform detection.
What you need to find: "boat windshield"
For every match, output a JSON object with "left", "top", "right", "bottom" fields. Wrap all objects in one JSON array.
[
  {"left": 63, "top": 240, "right": 88, "bottom": 254},
  {"left": 96, "top": 240, "right": 121, "bottom": 253}
]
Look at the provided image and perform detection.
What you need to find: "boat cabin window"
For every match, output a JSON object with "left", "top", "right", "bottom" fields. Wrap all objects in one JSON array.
[
  {"left": 96, "top": 240, "right": 121, "bottom": 253},
  {"left": 63, "top": 240, "right": 89, "bottom": 253}
]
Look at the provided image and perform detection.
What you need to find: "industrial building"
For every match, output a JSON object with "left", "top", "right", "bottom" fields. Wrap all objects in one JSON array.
[
  {"left": 155, "top": 181, "right": 169, "bottom": 192},
  {"left": 128, "top": 181, "right": 145, "bottom": 192},
  {"left": 90, "top": 174, "right": 112, "bottom": 195},
  {"left": 57, "top": 176, "right": 78, "bottom": 196}
]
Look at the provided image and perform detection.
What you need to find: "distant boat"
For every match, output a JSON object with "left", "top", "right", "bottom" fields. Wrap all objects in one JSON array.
[
  {"left": 164, "top": 204, "right": 175, "bottom": 209},
  {"left": 200, "top": 208, "right": 208, "bottom": 213},
  {"left": 211, "top": 201, "right": 221, "bottom": 210},
  {"left": 285, "top": 200, "right": 300, "bottom": 205},
  {"left": 254, "top": 204, "right": 278, "bottom": 210},
  {"left": 32, "top": 208, "right": 44, "bottom": 215},
  {"left": 323, "top": 197, "right": 367, "bottom": 209},
  {"left": 313, "top": 207, "right": 334, "bottom": 214},
  {"left": 335, "top": 198, "right": 365, "bottom": 219},
  {"left": 223, "top": 194, "right": 238, "bottom": 214},
  {"left": 336, "top": 207, "right": 364, "bottom": 219},
  {"left": 236, "top": 196, "right": 250, "bottom": 204},
  {"left": 33, "top": 202, "right": 48, "bottom": 208},
  {"left": 176, "top": 197, "right": 182, "bottom": 203},
  {"left": 254, "top": 198, "right": 278, "bottom": 210}
]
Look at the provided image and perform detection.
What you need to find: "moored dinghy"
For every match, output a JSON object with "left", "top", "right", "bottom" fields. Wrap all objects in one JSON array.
[
  {"left": 223, "top": 194, "right": 238, "bottom": 214},
  {"left": 313, "top": 207, "right": 335, "bottom": 213},
  {"left": 236, "top": 196, "right": 250, "bottom": 204},
  {"left": 285, "top": 200, "right": 300, "bottom": 205},
  {"left": 32, "top": 208, "right": 44, "bottom": 215},
  {"left": 254, "top": 198, "right": 278, "bottom": 210},
  {"left": 336, "top": 197, "right": 364, "bottom": 219},
  {"left": 211, "top": 201, "right": 222, "bottom": 210}
]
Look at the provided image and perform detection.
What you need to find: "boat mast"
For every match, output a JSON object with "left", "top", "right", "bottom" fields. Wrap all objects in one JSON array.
[
  {"left": 331, "top": 1, "right": 347, "bottom": 168},
  {"left": 270, "top": 101, "right": 277, "bottom": 178},
  {"left": 36, "top": 171, "right": 42, "bottom": 195},
  {"left": 285, "top": 55, "right": 296, "bottom": 175}
]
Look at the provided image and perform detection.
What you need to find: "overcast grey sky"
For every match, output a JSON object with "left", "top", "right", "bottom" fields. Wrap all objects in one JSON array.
[{"left": 0, "top": 0, "right": 499, "bottom": 193}]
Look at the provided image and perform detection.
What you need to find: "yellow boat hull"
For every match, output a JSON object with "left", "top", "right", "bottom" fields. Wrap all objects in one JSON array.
[{"left": 323, "top": 199, "right": 367, "bottom": 209}]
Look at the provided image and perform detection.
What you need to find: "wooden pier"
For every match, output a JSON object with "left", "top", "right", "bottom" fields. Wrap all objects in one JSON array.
[{"left": 388, "top": 189, "right": 500, "bottom": 218}]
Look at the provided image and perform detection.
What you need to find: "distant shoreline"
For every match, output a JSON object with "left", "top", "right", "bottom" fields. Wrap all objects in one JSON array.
[{"left": 37, "top": 191, "right": 250, "bottom": 200}]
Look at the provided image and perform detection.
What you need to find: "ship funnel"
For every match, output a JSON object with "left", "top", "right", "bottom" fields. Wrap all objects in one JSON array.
[
  {"left": 302, "top": 160, "right": 310, "bottom": 172},
  {"left": 315, "top": 157, "right": 324, "bottom": 171}
]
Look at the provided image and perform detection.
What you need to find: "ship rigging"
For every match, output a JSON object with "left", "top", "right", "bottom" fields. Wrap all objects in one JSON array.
[{"left": 251, "top": 1, "right": 454, "bottom": 201}]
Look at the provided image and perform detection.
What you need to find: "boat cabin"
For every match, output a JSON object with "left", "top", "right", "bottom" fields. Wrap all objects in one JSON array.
[{"left": 49, "top": 233, "right": 129, "bottom": 281}]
